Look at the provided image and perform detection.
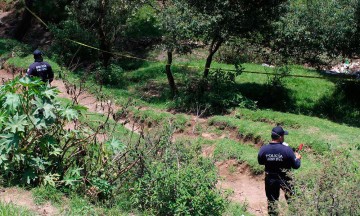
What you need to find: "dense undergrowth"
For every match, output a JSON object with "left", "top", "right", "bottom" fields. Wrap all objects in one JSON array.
[{"left": 0, "top": 77, "right": 228, "bottom": 215}]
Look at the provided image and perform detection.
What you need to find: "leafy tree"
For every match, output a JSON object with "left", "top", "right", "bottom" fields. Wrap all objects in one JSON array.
[
  {"left": 184, "top": 0, "right": 287, "bottom": 77},
  {"left": 273, "top": 0, "right": 360, "bottom": 64},
  {"left": 53, "top": 0, "right": 145, "bottom": 67},
  {"left": 157, "top": 0, "right": 199, "bottom": 97}
]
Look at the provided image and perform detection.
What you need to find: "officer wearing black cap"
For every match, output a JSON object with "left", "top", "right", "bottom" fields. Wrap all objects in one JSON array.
[
  {"left": 26, "top": 50, "right": 54, "bottom": 84},
  {"left": 258, "top": 126, "right": 301, "bottom": 216}
]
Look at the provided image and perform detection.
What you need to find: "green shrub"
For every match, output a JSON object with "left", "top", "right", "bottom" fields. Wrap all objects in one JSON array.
[
  {"left": 0, "top": 39, "right": 31, "bottom": 57},
  {"left": 94, "top": 64, "right": 124, "bottom": 86},
  {"left": 125, "top": 5, "right": 162, "bottom": 39},
  {"left": 289, "top": 150, "right": 360, "bottom": 215},
  {"left": 32, "top": 186, "right": 63, "bottom": 205},
  {"left": 223, "top": 202, "right": 251, "bottom": 216},
  {"left": 49, "top": 20, "right": 99, "bottom": 65},
  {"left": 174, "top": 68, "right": 256, "bottom": 115},
  {"left": 131, "top": 159, "right": 227, "bottom": 215},
  {"left": 0, "top": 77, "right": 120, "bottom": 194},
  {"left": 130, "top": 138, "right": 228, "bottom": 215}
]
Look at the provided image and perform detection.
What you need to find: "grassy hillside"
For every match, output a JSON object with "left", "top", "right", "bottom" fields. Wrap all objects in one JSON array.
[
  {"left": 2, "top": 38, "right": 359, "bottom": 215},
  {"left": 3, "top": 37, "right": 359, "bottom": 157},
  {"left": 210, "top": 108, "right": 360, "bottom": 154}
]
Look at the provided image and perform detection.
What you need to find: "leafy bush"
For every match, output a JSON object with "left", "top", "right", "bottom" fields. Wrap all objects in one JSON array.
[
  {"left": 0, "top": 77, "right": 77, "bottom": 185},
  {"left": 0, "top": 39, "right": 31, "bottom": 57},
  {"left": 131, "top": 142, "right": 228, "bottom": 215},
  {"left": 127, "top": 132, "right": 228, "bottom": 215},
  {"left": 216, "top": 37, "right": 266, "bottom": 64},
  {"left": 125, "top": 5, "right": 162, "bottom": 39},
  {"left": 289, "top": 151, "right": 360, "bottom": 215},
  {"left": 175, "top": 67, "right": 256, "bottom": 115},
  {"left": 94, "top": 64, "right": 124, "bottom": 86},
  {"left": 49, "top": 20, "right": 99, "bottom": 65},
  {"left": 0, "top": 77, "right": 120, "bottom": 193},
  {"left": 32, "top": 185, "right": 63, "bottom": 205}
]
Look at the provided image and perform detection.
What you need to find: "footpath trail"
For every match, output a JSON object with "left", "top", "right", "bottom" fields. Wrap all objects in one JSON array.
[
  {"left": 0, "top": 69, "right": 268, "bottom": 215},
  {"left": 0, "top": 187, "right": 58, "bottom": 216},
  {"left": 217, "top": 160, "right": 267, "bottom": 215}
]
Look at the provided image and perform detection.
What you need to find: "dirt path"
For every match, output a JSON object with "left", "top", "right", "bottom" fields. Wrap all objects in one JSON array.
[
  {"left": 0, "top": 69, "right": 268, "bottom": 215},
  {"left": 217, "top": 160, "right": 267, "bottom": 215},
  {"left": 0, "top": 187, "right": 58, "bottom": 215}
]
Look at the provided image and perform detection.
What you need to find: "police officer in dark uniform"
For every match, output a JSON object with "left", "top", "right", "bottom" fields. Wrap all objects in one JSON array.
[
  {"left": 26, "top": 50, "right": 54, "bottom": 84},
  {"left": 258, "top": 126, "right": 301, "bottom": 216}
]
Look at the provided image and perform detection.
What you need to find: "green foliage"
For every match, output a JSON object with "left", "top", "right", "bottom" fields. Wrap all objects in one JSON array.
[
  {"left": 186, "top": 0, "right": 287, "bottom": 41},
  {"left": 0, "top": 202, "right": 35, "bottom": 216},
  {"left": 126, "top": 5, "right": 161, "bottom": 39},
  {"left": 94, "top": 64, "right": 124, "bottom": 86},
  {"left": 0, "top": 77, "right": 72, "bottom": 185},
  {"left": 158, "top": 0, "right": 199, "bottom": 54},
  {"left": 49, "top": 0, "right": 147, "bottom": 66},
  {"left": 274, "top": 0, "right": 360, "bottom": 63},
  {"left": 131, "top": 140, "right": 227, "bottom": 215},
  {"left": 174, "top": 67, "right": 256, "bottom": 114},
  {"left": 223, "top": 202, "right": 251, "bottom": 216},
  {"left": 216, "top": 36, "right": 268, "bottom": 65},
  {"left": 32, "top": 186, "right": 63, "bottom": 205},
  {"left": 0, "top": 77, "right": 118, "bottom": 192},
  {"left": 289, "top": 151, "right": 360, "bottom": 215},
  {"left": 33, "top": 0, "right": 71, "bottom": 23},
  {"left": 49, "top": 19, "right": 99, "bottom": 65},
  {"left": 0, "top": 39, "right": 31, "bottom": 57}
]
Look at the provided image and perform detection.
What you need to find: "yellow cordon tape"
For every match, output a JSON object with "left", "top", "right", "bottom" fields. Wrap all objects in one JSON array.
[
  {"left": 25, "top": 6, "right": 356, "bottom": 81},
  {"left": 63, "top": 38, "right": 158, "bottom": 63}
]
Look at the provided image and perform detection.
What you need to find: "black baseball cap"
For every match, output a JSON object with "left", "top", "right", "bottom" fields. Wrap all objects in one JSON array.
[
  {"left": 271, "top": 126, "right": 288, "bottom": 137},
  {"left": 33, "top": 49, "right": 43, "bottom": 56}
]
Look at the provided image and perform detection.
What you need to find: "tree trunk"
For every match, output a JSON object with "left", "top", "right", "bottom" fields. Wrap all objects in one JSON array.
[
  {"left": 13, "top": 0, "right": 34, "bottom": 41},
  {"left": 203, "top": 39, "right": 223, "bottom": 78},
  {"left": 98, "top": 0, "right": 112, "bottom": 67},
  {"left": 165, "top": 51, "right": 178, "bottom": 97}
]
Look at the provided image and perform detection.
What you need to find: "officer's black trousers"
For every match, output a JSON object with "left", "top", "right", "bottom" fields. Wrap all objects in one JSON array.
[{"left": 265, "top": 174, "right": 294, "bottom": 216}]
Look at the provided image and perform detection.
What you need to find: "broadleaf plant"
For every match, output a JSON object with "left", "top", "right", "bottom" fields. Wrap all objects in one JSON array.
[{"left": 0, "top": 76, "right": 94, "bottom": 186}]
